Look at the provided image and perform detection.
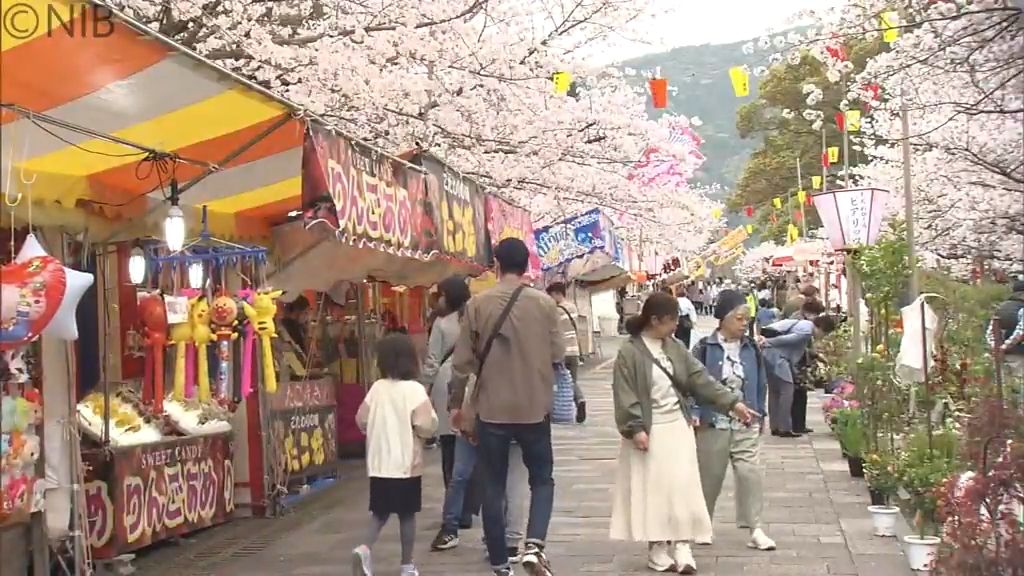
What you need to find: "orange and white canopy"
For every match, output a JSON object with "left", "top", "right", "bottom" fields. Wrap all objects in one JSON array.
[{"left": 1, "top": 0, "right": 304, "bottom": 240}]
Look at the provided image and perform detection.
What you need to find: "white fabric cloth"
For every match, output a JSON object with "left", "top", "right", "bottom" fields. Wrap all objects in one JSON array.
[
  {"left": 356, "top": 379, "right": 438, "bottom": 478},
  {"left": 896, "top": 295, "right": 939, "bottom": 383},
  {"left": 641, "top": 336, "right": 681, "bottom": 420},
  {"left": 610, "top": 416, "right": 713, "bottom": 542},
  {"left": 711, "top": 339, "right": 746, "bottom": 430},
  {"left": 676, "top": 297, "right": 698, "bottom": 323}
]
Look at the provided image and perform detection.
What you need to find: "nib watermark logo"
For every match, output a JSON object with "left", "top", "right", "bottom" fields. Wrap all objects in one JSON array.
[{"left": 2, "top": 2, "right": 114, "bottom": 42}]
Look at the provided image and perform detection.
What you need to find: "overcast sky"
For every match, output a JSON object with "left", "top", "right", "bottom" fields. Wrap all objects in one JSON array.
[{"left": 592, "top": 0, "right": 847, "bottom": 62}]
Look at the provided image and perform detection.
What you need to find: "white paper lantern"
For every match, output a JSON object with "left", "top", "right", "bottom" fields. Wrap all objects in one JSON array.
[
  {"left": 128, "top": 246, "right": 146, "bottom": 285},
  {"left": 164, "top": 204, "right": 186, "bottom": 252},
  {"left": 188, "top": 262, "right": 204, "bottom": 289}
]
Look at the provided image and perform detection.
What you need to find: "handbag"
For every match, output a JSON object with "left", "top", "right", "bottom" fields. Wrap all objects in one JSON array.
[
  {"left": 460, "top": 285, "right": 526, "bottom": 437},
  {"left": 551, "top": 363, "right": 576, "bottom": 424}
]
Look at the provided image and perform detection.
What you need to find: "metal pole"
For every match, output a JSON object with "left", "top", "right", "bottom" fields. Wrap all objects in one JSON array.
[
  {"left": 901, "top": 102, "right": 920, "bottom": 299},
  {"left": 796, "top": 159, "right": 807, "bottom": 238}
]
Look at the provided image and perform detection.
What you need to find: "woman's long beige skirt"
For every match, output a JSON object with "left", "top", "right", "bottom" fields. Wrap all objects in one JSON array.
[{"left": 609, "top": 415, "right": 713, "bottom": 542}]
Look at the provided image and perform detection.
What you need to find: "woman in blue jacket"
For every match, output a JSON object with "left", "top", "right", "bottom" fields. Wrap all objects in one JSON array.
[{"left": 692, "top": 290, "right": 776, "bottom": 552}]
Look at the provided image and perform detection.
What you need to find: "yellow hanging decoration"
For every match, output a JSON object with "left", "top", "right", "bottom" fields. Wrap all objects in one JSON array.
[
  {"left": 711, "top": 208, "right": 723, "bottom": 219},
  {"left": 787, "top": 223, "right": 800, "bottom": 244},
  {"left": 772, "top": 197, "right": 782, "bottom": 209},
  {"left": 728, "top": 66, "right": 750, "bottom": 97},
  {"left": 552, "top": 72, "right": 573, "bottom": 95},
  {"left": 845, "top": 110, "right": 862, "bottom": 132},
  {"left": 745, "top": 224, "right": 754, "bottom": 234},
  {"left": 880, "top": 11, "right": 900, "bottom": 43},
  {"left": 827, "top": 146, "right": 840, "bottom": 163},
  {"left": 796, "top": 189, "right": 807, "bottom": 204},
  {"left": 811, "top": 175, "right": 822, "bottom": 189}
]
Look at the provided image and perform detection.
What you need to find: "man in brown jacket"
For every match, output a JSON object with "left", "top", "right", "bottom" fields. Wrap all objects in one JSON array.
[{"left": 449, "top": 238, "right": 564, "bottom": 576}]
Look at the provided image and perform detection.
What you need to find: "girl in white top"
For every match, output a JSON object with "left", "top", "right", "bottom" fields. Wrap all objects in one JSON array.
[{"left": 353, "top": 334, "right": 438, "bottom": 576}]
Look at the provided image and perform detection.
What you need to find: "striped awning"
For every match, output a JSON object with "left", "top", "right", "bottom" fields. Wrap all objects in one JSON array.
[{"left": 0, "top": 0, "right": 304, "bottom": 240}]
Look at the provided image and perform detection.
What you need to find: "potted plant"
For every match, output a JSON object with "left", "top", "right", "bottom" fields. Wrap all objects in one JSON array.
[
  {"left": 834, "top": 408, "right": 867, "bottom": 476},
  {"left": 864, "top": 450, "right": 902, "bottom": 537},
  {"left": 899, "top": 444, "right": 959, "bottom": 571}
]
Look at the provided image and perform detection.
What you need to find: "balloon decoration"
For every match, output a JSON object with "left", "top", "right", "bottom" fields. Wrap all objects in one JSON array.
[
  {"left": 242, "top": 289, "right": 282, "bottom": 394},
  {"left": 0, "top": 256, "right": 65, "bottom": 349},
  {"left": 138, "top": 293, "right": 169, "bottom": 413},
  {"left": 190, "top": 296, "right": 214, "bottom": 402},
  {"left": 168, "top": 316, "right": 191, "bottom": 402},
  {"left": 13, "top": 234, "right": 94, "bottom": 343},
  {"left": 210, "top": 294, "right": 239, "bottom": 399},
  {"left": 728, "top": 66, "right": 750, "bottom": 97}
]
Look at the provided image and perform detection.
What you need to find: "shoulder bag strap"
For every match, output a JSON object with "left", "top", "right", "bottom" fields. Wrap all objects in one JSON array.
[
  {"left": 472, "top": 285, "right": 526, "bottom": 392},
  {"left": 637, "top": 338, "right": 685, "bottom": 390},
  {"left": 557, "top": 304, "right": 578, "bottom": 334}
]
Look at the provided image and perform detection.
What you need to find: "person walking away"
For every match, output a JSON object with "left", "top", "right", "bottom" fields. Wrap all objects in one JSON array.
[
  {"left": 546, "top": 282, "right": 586, "bottom": 423},
  {"left": 760, "top": 314, "right": 836, "bottom": 437},
  {"left": 674, "top": 290, "right": 698, "bottom": 348},
  {"left": 755, "top": 299, "right": 779, "bottom": 328},
  {"left": 610, "top": 292, "right": 757, "bottom": 574},
  {"left": 353, "top": 334, "right": 438, "bottom": 576},
  {"left": 421, "top": 276, "right": 473, "bottom": 522},
  {"left": 992, "top": 279, "right": 1024, "bottom": 390},
  {"left": 789, "top": 298, "right": 826, "bottom": 434},
  {"left": 691, "top": 290, "right": 775, "bottom": 551},
  {"left": 449, "top": 237, "right": 564, "bottom": 576}
]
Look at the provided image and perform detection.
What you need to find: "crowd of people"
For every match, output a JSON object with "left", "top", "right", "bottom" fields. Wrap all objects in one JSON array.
[{"left": 350, "top": 239, "right": 840, "bottom": 576}]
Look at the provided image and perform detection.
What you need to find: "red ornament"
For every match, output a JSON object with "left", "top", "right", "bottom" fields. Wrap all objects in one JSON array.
[
  {"left": 806, "top": 195, "right": 814, "bottom": 206},
  {"left": 822, "top": 151, "right": 830, "bottom": 168},
  {"left": 793, "top": 211, "right": 803, "bottom": 222},
  {"left": 835, "top": 112, "right": 846, "bottom": 132},
  {"left": 770, "top": 212, "right": 778, "bottom": 224},
  {"left": 649, "top": 78, "right": 668, "bottom": 109},
  {"left": 825, "top": 45, "right": 847, "bottom": 61},
  {"left": 745, "top": 206, "right": 754, "bottom": 217}
]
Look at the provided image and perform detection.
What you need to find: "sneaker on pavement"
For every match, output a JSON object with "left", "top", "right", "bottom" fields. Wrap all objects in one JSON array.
[
  {"left": 430, "top": 530, "right": 459, "bottom": 551},
  {"left": 575, "top": 401, "right": 587, "bottom": 424},
  {"left": 648, "top": 541, "right": 675, "bottom": 572},
  {"left": 351, "top": 545, "right": 373, "bottom": 576},
  {"left": 399, "top": 564, "right": 419, "bottom": 576},
  {"left": 493, "top": 569, "right": 515, "bottom": 576},
  {"left": 748, "top": 528, "right": 777, "bottom": 551},
  {"left": 671, "top": 542, "right": 697, "bottom": 574},
  {"left": 520, "top": 543, "right": 554, "bottom": 576}
]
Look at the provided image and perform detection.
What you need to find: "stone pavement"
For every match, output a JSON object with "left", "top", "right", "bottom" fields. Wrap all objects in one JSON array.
[{"left": 134, "top": 330, "right": 912, "bottom": 576}]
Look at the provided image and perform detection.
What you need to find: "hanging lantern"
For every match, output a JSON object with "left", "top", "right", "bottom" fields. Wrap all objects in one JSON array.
[
  {"left": 812, "top": 175, "right": 823, "bottom": 189},
  {"left": 188, "top": 262, "right": 204, "bottom": 290},
  {"left": 845, "top": 110, "right": 862, "bottom": 132},
  {"left": 744, "top": 205, "right": 754, "bottom": 217},
  {"left": 728, "top": 66, "right": 750, "bottom": 97},
  {"left": 772, "top": 197, "right": 782, "bottom": 209},
  {"left": 880, "top": 11, "right": 900, "bottom": 43},
  {"left": 128, "top": 245, "right": 146, "bottom": 285},
  {"left": 649, "top": 78, "right": 669, "bottom": 108},
  {"left": 835, "top": 111, "right": 846, "bottom": 132},
  {"left": 811, "top": 187, "right": 891, "bottom": 250},
  {"left": 745, "top": 224, "right": 754, "bottom": 234},
  {"left": 711, "top": 207, "right": 723, "bottom": 219},
  {"left": 552, "top": 72, "right": 572, "bottom": 95},
  {"left": 827, "top": 146, "right": 840, "bottom": 163},
  {"left": 797, "top": 190, "right": 807, "bottom": 204}
]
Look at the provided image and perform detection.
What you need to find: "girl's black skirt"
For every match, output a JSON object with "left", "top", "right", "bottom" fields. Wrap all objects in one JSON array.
[{"left": 368, "top": 476, "right": 422, "bottom": 516}]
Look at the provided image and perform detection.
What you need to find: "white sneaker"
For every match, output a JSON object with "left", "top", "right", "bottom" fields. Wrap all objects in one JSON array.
[
  {"left": 400, "top": 565, "right": 419, "bottom": 576},
  {"left": 351, "top": 545, "right": 373, "bottom": 576},
  {"left": 647, "top": 541, "right": 675, "bottom": 572},
  {"left": 748, "top": 528, "right": 777, "bottom": 551},
  {"left": 671, "top": 542, "right": 697, "bottom": 574}
]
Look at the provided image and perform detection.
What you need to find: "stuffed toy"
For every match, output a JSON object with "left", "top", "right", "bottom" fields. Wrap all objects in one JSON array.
[
  {"left": 211, "top": 294, "right": 239, "bottom": 399},
  {"left": 242, "top": 290, "right": 282, "bottom": 393},
  {"left": 168, "top": 318, "right": 192, "bottom": 401},
  {"left": 190, "top": 297, "right": 214, "bottom": 402}
]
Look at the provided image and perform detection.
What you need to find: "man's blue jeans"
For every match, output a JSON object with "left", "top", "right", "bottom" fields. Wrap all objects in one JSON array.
[
  {"left": 477, "top": 418, "right": 555, "bottom": 570},
  {"left": 440, "top": 435, "right": 477, "bottom": 532}
]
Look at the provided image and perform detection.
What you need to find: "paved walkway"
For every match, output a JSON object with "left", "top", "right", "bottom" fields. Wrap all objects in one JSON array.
[{"left": 134, "top": 330, "right": 911, "bottom": 576}]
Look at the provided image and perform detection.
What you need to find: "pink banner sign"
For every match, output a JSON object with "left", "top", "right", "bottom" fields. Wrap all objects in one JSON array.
[{"left": 484, "top": 196, "right": 541, "bottom": 277}]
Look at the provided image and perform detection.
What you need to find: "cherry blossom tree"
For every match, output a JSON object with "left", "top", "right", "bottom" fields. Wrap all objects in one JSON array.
[{"left": 107, "top": 0, "right": 722, "bottom": 254}]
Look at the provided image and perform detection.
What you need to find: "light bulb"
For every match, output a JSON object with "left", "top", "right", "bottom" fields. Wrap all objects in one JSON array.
[
  {"left": 188, "top": 262, "right": 204, "bottom": 290},
  {"left": 128, "top": 246, "right": 146, "bottom": 285},
  {"left": 164, "top": 205, "right": 186, "bottom": 252}
]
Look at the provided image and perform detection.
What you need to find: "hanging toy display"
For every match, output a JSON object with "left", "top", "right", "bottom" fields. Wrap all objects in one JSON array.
[
  {"left": 1, "top": 346, "right": 44, "bottom": 523},
  {"left": 137, "top": 293, "right": 168, "bottom": 413},
  {"left": 242, "top": 289, "right": 282, "bottom": 394},
  {"left": 210, "top": 293, "right": 239, "bottom": 400},
  {"left": 168, "top": 312, "right": 192, "bottom": 401},
  {"left": 236, "top": 289, "right": 256, "bottom": 401},
  {"left": 190, "top": 296, "right": 214, "bottom": 402}
]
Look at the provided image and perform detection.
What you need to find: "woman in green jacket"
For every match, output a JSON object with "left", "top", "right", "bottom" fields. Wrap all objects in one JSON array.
[{"left": 609, "top": 292, "right": 757, "bottom": 574}]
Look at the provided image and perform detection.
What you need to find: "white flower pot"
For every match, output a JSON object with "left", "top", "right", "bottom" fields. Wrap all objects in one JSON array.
[
  {"left": 903, "top": 535, "right": 940, "bottom": 571},
  {"left": 868, "top": 505, "right": 900, "bottom": 537}
]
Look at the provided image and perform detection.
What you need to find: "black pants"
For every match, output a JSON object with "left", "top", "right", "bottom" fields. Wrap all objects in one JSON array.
[
  {"left": 674, "top": 324, "right": 692, "bottom": 348},
  {"left": 440, "top": 434, "right": 456, "bottom": 488},
  {"left": 791, "top": 387, "right": 808, "bottom": 432}
]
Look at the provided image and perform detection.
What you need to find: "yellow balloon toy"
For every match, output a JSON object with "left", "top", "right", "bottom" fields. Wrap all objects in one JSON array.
[
  {"left": 242, "top": 289, "right": 282, "bottom": 393},
  {"left": 168, "top": 320, "right": 192, "bottom": 401},
  {"left": 190, "top": 296, "right": 214, "bottom": 402}
]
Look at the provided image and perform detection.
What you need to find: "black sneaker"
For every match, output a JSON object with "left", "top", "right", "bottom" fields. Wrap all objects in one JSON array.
[
  {"left": 508, "top": 546, "right": 522, "bottom": 564},
  {"left": 575, "top": 401, "right": 587, "bottom": 424},
  {"left": 521, "top": 544, "right": 553, "bottom": 576},
  {"left": 778, "top": 431, "right": 803, "bottom": 438},
  {"left": 493, "top": 569, "right": 514, "bottom": 576},
  {"left": 796, "top": 428, "right": 815, "bottom": 434},
  {"left": 430, "top": 530, "right": 459, "bottom": 551}
]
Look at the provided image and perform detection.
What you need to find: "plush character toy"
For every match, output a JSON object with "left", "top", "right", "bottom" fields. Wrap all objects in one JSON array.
[
  {"left": 138, "top": 294, "right": 169, "bottom": 413},
  {"left": 210, "top": 294, "right": 239, "bottom": 399},
  {"left": 242, "top": 290, "right": 282, "bottom": 393},
  {"left": 235, "top": 290, "right": 256, "bottom": 401},
  {"left": 168, "top": 318, "right": 192, "bottom": 401},
  {"left": 190, "top": 297, "right": 214, "bottom": 402}
]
